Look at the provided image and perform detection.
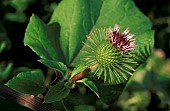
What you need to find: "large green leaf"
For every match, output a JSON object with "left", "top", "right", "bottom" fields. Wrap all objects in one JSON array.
[
  {"left": 7, "top": 69, "right": 46, "bottom": 95},
  {"left": 50, "top": 0, "right": 102, "bottom": 64},
  {"left": 24, "top": 14, "right": 58, "bottom": 60},
  {"left": 44, "top": 83, "right": 70, "bottom": 103}
]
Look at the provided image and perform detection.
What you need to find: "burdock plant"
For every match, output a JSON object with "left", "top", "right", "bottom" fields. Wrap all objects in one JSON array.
[{"left": 6, "top": 0, "right": 154, "bottom": 110}]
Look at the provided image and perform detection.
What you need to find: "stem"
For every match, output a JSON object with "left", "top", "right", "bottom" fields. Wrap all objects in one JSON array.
[{"left": 70, "top": 68, "right": 91, "bottom": 81}]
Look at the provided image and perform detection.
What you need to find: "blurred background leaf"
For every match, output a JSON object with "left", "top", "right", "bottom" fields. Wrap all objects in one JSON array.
[{"left": 117, "top": 49, "right": 170, "bottom": 111}]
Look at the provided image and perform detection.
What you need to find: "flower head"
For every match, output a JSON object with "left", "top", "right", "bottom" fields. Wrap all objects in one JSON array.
[
  {"left": 109, "top": 24, "right": 136, "bottom": 52},
  {"left": 82, "top": 25, "right": 137, "bottom": 84}
]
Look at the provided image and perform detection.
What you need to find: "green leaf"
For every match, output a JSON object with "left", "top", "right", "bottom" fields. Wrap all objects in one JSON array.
[
  {"left": 24, "top": 14, "right": 58, "bottom": 60},
  {"left": 70, "top": 63, "right": 87, "bottom": 79},
  {"left": 44, "top": 83, "right": 70, "bottom": 103},
  {"left": 50, "top": 0, "right": 102, "bottom": 64},
  {"left": 79, "top": 78, "right": 99, "bottom": 98},
  {"left": 39, "top": 59, "right": 67, "bottom": 75},
  {"left": 7, "top": 69, "right": 46, "bottom": 95}
]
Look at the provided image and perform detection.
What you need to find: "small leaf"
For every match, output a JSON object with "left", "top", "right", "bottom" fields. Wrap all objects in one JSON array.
[
  {"left": 7, "top": 69, "right": 46, "bottom": 95},
  {"left": 70, "top": 63, "right": 87, "bottom": 79},
  {"left": 79, "top": 78, "right": 99, "bottom": 98},
  {"left": 24, "top": 14, "right": 58, "bottom": 60},
  {"left": 39, "top": 59, "right": 67, "bottom": 75},
  {"left": 44, "top": 83, "right": 70, "bottom": 103}
]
